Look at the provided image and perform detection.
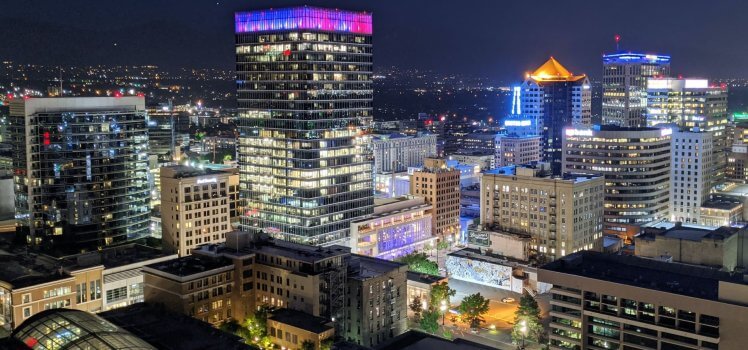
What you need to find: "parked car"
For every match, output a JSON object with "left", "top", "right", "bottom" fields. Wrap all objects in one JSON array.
[{"left": 501, "top": 297, "right": 515, "bottom": 303}]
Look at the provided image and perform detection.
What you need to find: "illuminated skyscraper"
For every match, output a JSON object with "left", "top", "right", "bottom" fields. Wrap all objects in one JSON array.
[
  {"left": 235, "top": 6, "right": 374, "bottom": 245},
  {"left": 647, "top": 78, "right": 729, "bottom": 184},
  {"left": 520, "top": 57, "right": 591, "bottom": 175},
  {"left": 602, "top": 52, "right": 670, "bottom": 127},
  {"left": 9, "top": 97, "right": 151, "bottom": 253}
]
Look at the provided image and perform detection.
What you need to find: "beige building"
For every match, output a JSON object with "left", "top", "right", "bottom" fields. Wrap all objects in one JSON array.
[
  {"left": 143, "top": 231, "right": 409, "bottom": 347},
  {"left": 635, "top": 223, "right": 748, "bottom": 271},
  {"left": 541, "top": 251, "right": 748, "bottom": 350},
  {"left": 267, "top": 308, "right": 334, "bottom": 350},
  {"left": 481, "top": 163, "right": 604, "bottom": 262},
  {"left": 700, "top": 197, "right": 744, "bottom": 227},
  {"left": 0, "top": 253, "right": 104, "bottom": 330},
  {"left": 160, "top": 165, "right": 234, "bottom": 256},
  {"left": 495, "top": 134, "right": 541, "bottom": 167},
  {"left": 410, "top": 158, "right": 461, "bottom": 241}
]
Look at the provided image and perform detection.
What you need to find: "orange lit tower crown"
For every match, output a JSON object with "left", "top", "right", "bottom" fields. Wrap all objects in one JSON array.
[{"left": 527, "top": 57, "right": 586, "bottom": 82}]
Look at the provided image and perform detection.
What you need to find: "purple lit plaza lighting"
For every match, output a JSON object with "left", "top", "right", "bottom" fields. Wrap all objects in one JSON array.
[{"left": 235, "top": 6, "right": 372, "bottom": 34}]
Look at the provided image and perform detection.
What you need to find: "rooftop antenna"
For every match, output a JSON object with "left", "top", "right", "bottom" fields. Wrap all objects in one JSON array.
[
  {"left": 59, "top": 66, "right": 63, "bottom": 96},
  {"left": 614, "top": 34, "right": 621, "bottom": 51}
]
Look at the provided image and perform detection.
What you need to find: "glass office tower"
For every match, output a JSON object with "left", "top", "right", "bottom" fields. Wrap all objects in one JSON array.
[
  {"left": 235, "top": 6, "right": 374, "bottom": 245},
  {"left": 9, "top": 97, "right": 151, "bottom": 254},
  {"left": 602, "top": 52, "right": 670, "bottom": 127}
]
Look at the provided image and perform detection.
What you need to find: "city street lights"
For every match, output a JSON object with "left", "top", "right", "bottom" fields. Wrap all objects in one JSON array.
[
  {"left": 440, "top": 300, "right": 447, "bottom": 325},
  {"left": 519, "top": 320, "right": 527, "bottom": 350}
]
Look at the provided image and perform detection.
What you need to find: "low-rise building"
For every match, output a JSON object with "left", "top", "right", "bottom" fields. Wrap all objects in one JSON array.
[
  {"left": 0, "top": 253, "right": 104, "bottom": 330},
  {"left": 350, "top": 197, "right": 436, "bottom": 260},
  {"left": 700, "top": 197, "right": 744, "bottom": 227},
  {"left": 446, "top": 248, "right": 541, "bottom": 295},
  {"left": 267, "top": 308, "right": 335, "bottom": 350},
  {"left": 405, "top": 272, "right": 447, "bottom": 310},
  {"left": 540, "top": 251, "right": 748, "bottom": 350},
  {"left": 635, "top": 223, "right": 748, "bottom": 271},
  {"left": 448, "top": 152, "right": 495, "bottom": 171}
]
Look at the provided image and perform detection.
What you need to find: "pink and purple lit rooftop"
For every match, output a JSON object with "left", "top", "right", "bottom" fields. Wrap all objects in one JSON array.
[{"left": 235, "top": 6, "right": 372, "bottom": 34}]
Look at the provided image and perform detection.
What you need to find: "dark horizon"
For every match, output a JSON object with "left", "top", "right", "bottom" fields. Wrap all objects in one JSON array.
[{"left": 2, "top": 1, "right": 748, "bottom": 82}]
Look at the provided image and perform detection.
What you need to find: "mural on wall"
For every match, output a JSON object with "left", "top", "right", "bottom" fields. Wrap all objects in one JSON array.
[{"left": 445, "top": 255, "right": 512, "bottom": 290}]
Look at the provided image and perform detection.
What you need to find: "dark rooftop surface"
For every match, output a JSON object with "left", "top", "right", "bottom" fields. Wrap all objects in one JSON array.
[
  {"left": 0, "top": 251, "right": 72, "bottom": 289},
  {"left": 60, "top": 244, "right": 173, "bottom": 270},
  {"left": 268, "top": 308, "right": 333, "bottom": 334},
  {"left": 701, "top": 198, "right": 743, "bottom": 210},
  {"left": 447, "top": 247, "right": 526, "bottom": 266},
  {"left": 406, "top": 271, "right": 445, "bottom": 285},
  {"left": 348, "top": 254, "right": 406, "bottom": 280},
  {"left": 101, "top": 303, "right": 255, "bottom": 350},
  {"left": 638, "top": 225, "right": 739, "bottom": 242},
  {"left": 145, "top": 254, "right": 233, "bottom": 277},
  {"left": 247, "top": 239, "right": 351, "bottom": 264},
  {"left": 541, "top": 251, "right": 746, "bottom": 301},
  {"left": 378, "top": 330, "right": 495, "bottom": 350}
]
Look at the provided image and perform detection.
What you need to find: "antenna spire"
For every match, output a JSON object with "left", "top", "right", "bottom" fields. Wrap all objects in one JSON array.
[{"left": 615, "top": 34, "right": 621, "bottom": 51}]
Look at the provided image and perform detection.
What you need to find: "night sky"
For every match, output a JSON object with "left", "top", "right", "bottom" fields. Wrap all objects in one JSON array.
[{"left": 3, "top": 0, "right": 747, "bottom": 82}]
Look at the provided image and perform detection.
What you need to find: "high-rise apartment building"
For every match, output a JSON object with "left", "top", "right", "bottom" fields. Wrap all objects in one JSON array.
[
  {"left": 670, "top": 130, "right": 714, "bottom": 224},
  {"left": 409, "top": 158, "right": 460, "bottom": 241},
  {"left": 520, "top": 57, "right": 591, "bottom": 175},
  {"left": 9, "top": 97, "right": 150, "bottom": 253},
  {"left": 647, "top": 78, "right": 729, "bottom": 183},
  {"left": 602, "top": 52, "right": 670, "bottom": 127},
  {"left": 480, "top": 163, "right": 604, "bottom": 261},
  {"left": 541, "top": 251, "right": 748, "bottom": 350},
  {"left": 235, "top": 6, "right": 374, "bottom": 246},
  {"left": 160, "top": 165, "right": 234, "bottom": 256},
  {"left": 562, "top": 126, "right": 671, "bottom": 240}
]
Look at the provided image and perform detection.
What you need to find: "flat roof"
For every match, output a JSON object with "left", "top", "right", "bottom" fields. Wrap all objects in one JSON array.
[
  {"left": 0, "top": 252, "right": 72, "bottom": 289},
  {"left": 268, "top": 309, "right": 333, "bottom": 334},
  {"left": 406, "top": 271, "right": 445, "bottom": 285},
  {"left": 250, "top": 239, "right": 350, "bottom": 263},
  {"left": 348, "top": 254, "right": 405, "bottom": 280},
  {"left": 638, "top": 225, "right": 739, "bottom": 242},
  {"left": 59, "top": 244, "right": 172, "bottom": 270},
  {"left": 378, "top": 330, "right": 496, "bottom": 350},
  {"left": 145, "top": 255, "right": 233, "bottom": 277},
  {"left": 101, "top": 303, "right": 253, "bottom": 350},
  {"left": 542, "top": 251, "right": 745, "bottom": 300},
  {"left": 447, "top": 248, "right": 526, "bottom": 266},
  {"left": 702, "top": 199, "right": 743, "bottom": 211}
]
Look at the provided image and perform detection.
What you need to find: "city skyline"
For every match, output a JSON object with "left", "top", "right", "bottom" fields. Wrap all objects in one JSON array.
[{"left": 2, "top": 1, "right": 748, "bottom": 82}]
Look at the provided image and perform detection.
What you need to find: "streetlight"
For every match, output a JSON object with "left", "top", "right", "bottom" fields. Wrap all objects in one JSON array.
[
  {"left": 440, "top": 300, "right": 448, "bottom": 326},
  {"left": 519, "top": 320, "right": 528, "bottom": 350}
]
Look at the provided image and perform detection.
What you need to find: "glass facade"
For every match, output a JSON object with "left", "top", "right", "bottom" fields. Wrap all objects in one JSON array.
[
  {"left": 10, "top": 98, "right": 151, "bottom": 253},
  {"left": 602, "top": 52, "right": 671, "bottom": 127},
  {"left": 236, "top": 7, "right": 374, "bottom": 245},
  {"left": 11, "top": 309, "right": 155, "bottom": 350}
]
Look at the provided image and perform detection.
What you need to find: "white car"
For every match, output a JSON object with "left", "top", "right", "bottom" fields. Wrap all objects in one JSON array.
[{"left": 501, "top": 297, "right": 515, "bottom": 303}]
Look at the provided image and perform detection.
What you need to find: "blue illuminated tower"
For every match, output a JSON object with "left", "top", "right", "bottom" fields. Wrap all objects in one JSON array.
[
  {"left": 235, "top": 6, "right": 374, "bottom": 246},
  {"left": 602, "top": 52, "right": 670, "bottom": 127}
]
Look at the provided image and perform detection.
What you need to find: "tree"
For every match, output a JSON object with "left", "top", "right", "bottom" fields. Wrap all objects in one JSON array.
[
  {"left": 437, "top": 240, "right": 450, "bottom": 251},
  {"left": 512, "top": 294, "right": 544, "bottom": 344},
  {"left": 442, "top": 328, "right": 453, "bottom": 340},
  {"left": 320, "top": 339, "right": 334, "bottom": 350},
  {"left": 429, "top": 281, "right": 456, "bottom": 310},
  {"left": 397, "top": 252, "right": 439, "bottom": 276},
  {"left": 420, "top": 310, "right": 440, "bottom": 334},
  {"left": 458, "top": 293, "right": 490, "bottom": 330},
  {"left": 409, "top": 295, "right": 424, "bottom": 320},
  {"left": 301, "top": 340, "right": 315, "bottom": 350}
]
